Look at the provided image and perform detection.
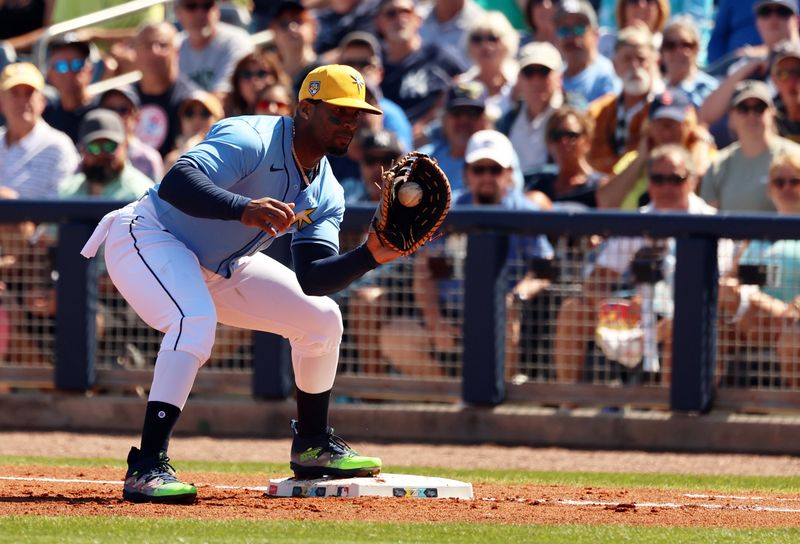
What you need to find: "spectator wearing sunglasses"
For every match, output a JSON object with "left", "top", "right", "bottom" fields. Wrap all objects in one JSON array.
[
  {"left": 699, "top": 0, "right": 800, "bottom": 131},
  {"left": 597, "top": 89, "right": 715, "bottom": 209},
  {"left": 771, "top": 40, "right": 800, "bottom": 142},
  {"left": 597, "top": 0, "right": 670, "bottom": 60},
  {"left": 455, "top": 11, "right": 520, "bottom": 122},
  {"left": 337, "top": 31, "right": 413, "bottom": 150},
  {"left": 42, "top": 34, "right": 99, "bottom": 145},
  {"left": 0, "top": 62, "right": 79, "bottom": 199},
  {"left": 175, "top": 0, "right": 254, "bottom": 98},
  {"left": 701, "top": 80, "right": 800, "bottom": 212},
  {"left": 269, "top": 1, "right": 320, "bottom": 82},
  {"left": 553, "top": 144, "right": 725, "bottom": 384},
  {"left": 99, "top": 87, "right": 164, "bottom": 183},
  {"left": 418, "top": 81, "right": 492, "bottom": 194},
  {"left": 164, "top": 90, "right": 224, "bottom": 169},
  {"left": 253, "top": 83, "right": 293, "bottom": 117},
  {"left": 60, "top": 109, "right": 154, "bottom": 200},
  {"left": 375, "top": 0, "right": 468, "bottom": 146},
  {"left": 525, "top": 106, "right": 607, "bottom": 208},
  {"left": 718, "top": 152, "right": 800, "bottom": 389},
  {"left": 419, "top": 0, "right": 486, "bottom": 68},
  {"left": 555, "top": 0, "right": 621, "bottom": 105},
  {"left": 497, "top": 41, "right": 564, "bottom": 177},
  {"left": 660, "top": 17, "right": 718, "bottom": 110},
  {"left": 224, "top": 51, "right": 290, "bottom": 117}
]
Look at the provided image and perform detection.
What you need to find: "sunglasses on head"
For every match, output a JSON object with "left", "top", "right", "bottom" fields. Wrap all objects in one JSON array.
[
  {"left": 649, "top": 173, "right": 688, "bottom": 186},
  {"left": 556, "top": 24, "right": 588, "bottom": 39},
  {"left": 85, "top": 140, "right": 119, "bottom": 156},
  {"left": 469, "top": 33, "right": 500, "bottom": 45},
  {"left": 734, "top": 101, "right": 768, "bottom": 115},
  {"left": 770, "top": 176, "right": 800, "bottom": 189},
  {"left": 182, "top": 107, "right": 212, "bottom": 119},
  {"left": 469, "top": 163, "right": 504, "bottom": 176},
  {"left": 521, "top": 64, "right": 552, "bottom": 78},
  {"left": 549, "top": 129, "right": 582, "bottom": 142},
  {"left": 662, "top": 39, "right": 697, "bottom": 52},
  {"left": 364, "top": 154, "right": 398, "bottom": 166},
  {"left": 757, "top": 5, "right": 794, "bottom": 18},
  {"left": 51, "top": 58, "right": 86, "bottom": 74},
  {"left": 181, "top": 1, "right": 214, "bottom": 11},
  {"left": 240, "top": 69, "right": 272, "bottom": 80}
]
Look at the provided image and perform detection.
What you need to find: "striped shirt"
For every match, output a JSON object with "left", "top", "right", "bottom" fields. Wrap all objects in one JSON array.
[{"left": 0, "top": 120, "right": 79, "bottom": 198}]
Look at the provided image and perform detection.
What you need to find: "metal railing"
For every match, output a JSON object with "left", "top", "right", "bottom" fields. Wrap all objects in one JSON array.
[{"left": 2, "top": 200, "right": 800, "bottom": 413}]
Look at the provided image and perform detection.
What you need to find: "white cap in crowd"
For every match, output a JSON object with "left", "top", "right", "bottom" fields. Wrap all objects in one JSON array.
[{"left": 465, "top": 130, "right": 517, "bottom": 169}]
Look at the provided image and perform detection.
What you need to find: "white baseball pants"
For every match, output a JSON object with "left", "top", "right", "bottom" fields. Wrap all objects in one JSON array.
[{"left": 81, "top": 198, "right": 343, "bottom": 408}]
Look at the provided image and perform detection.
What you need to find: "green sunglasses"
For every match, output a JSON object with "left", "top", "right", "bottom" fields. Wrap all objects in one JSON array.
[{"left": 85, "top": 140, "right": 119, "bottom": 155}]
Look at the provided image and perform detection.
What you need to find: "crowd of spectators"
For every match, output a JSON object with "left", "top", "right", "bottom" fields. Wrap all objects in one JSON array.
[{"left": 1, "top": 0, "right": 799, "bottom": 388}]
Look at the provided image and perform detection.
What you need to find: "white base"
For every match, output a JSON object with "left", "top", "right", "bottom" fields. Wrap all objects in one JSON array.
[{"left": 266, "top": 473, "right": 473, "bottom": 499}]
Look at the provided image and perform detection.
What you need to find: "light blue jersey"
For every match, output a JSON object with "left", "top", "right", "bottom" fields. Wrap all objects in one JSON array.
[{"left": 146, "top": 115, "right": 345, "bottom": 278}]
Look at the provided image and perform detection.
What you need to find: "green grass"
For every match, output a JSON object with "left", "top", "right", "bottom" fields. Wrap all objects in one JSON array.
[
  {"left": 0, "top": 517, "right": 798, "bottom": 544},
  {"left": 1, "top": 454, "right": 798, "bottom": 543},
  {"left": 1, "top": 454, "right": 799, "bottom": 494}
]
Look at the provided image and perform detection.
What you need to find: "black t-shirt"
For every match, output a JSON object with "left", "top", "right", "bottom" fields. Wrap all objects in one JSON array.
[
  {"left": 313, "top": 0, "right": 381, "bottom": 55},
  {"left": 380, "top": 43, "right": 467, "bottom": 123},
  {"left": 134, "top": 77, "right": 199, "bottom": 157},
  {"left": 42, "top": 94, "right": 100, "bottom": 144}
]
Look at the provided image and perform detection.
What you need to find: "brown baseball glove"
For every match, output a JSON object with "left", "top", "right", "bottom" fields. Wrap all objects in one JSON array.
[{"left": 370, "top": 151, "right": 451, "bottom": 256}]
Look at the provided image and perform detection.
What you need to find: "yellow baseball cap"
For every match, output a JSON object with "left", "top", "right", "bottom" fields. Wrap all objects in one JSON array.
[
  {"left": 298, "top": 64, "right": 383, "bottom": 115},
  {"left": 0, "top": 62, "right": 45, "bottom": 92}
]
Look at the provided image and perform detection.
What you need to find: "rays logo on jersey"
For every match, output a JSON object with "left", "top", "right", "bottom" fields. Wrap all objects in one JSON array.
[
  {"left": 308, "top": 81, "right": 320, "bottom": 96},
  {"left": 291, "top": 207, "right": 317, "bottom": 230}
]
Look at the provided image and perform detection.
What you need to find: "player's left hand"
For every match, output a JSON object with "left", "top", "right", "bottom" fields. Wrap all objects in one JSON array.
[
  {"left": 240, "top": 198, "right": 296, "bottom": 236},
  {"left": 366, "top": 230, "right": 403, "bottom": 264}
]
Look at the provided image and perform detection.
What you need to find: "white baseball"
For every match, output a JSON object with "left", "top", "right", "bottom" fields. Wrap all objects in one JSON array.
[{"left": 398, "top": 182, "right": 423, "bottom": 207}]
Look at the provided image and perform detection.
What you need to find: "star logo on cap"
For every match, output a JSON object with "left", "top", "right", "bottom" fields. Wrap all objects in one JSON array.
[{"left": 351, "top": 75, "right": 364, "bottom": 94}]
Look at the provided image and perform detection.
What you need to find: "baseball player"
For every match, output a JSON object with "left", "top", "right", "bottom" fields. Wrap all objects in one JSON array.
[{"left": 80, "top": 64, "right": 401, "bottom": 504}]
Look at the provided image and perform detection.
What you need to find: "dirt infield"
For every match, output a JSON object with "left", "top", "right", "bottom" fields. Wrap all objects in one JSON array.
[{"left": 1, "top": 432, "right": 799, "bottom": 527}]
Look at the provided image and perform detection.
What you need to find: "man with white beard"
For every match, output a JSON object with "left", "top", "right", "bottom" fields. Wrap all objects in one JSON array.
[{"left": 586, "top": 26, "right": 662, "bottom": 174}]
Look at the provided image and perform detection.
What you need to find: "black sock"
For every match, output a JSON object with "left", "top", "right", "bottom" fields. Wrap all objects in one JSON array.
[
  {"left": 139, "top": 401, "right": 181, "bottom": 458},
  {"left": 295, "top": 389, "right": 331, "bottom": 437}
]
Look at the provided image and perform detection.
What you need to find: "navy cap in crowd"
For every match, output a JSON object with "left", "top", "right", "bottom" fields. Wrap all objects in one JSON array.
[
  {"left": 445, "top": 81, "right": 487, "bottom": 111},
  {"left": 649, "top": 89, "right": 694, "bottom": 123}
]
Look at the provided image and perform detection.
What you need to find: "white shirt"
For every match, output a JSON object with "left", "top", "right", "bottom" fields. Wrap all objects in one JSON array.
[
  {"left": 508, "top": 92, "right": 563, "bottom": 175},
  {"left": 0, "top": 120, "right": 79, "bottom": 198}
]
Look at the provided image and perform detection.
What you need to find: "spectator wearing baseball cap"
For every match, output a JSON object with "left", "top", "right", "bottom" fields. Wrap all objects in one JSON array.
[
  {"left": 60, "top": 108, "right": 154, "bottom": 200},
  {"left": 698, "top": 0, "right": 799, "bottom": 132},
  {"left": 418, "top": 81, "right": 491, "bottom": 194},
  {"left": 598, "top": 89, "right": 717, "bottom": 210},
  {"left": 771, "top": 39, "right": 800, "bottom": 142},
  {"left": 498, "top": 41, "right": 564, "bottom": 177},
  {"left": 100, "top": 87, "right": 164, "bottom": 183},
  {"left": 337, "top": 31, "right": 413, "bottom": 150},
  {"left": 555, "top": 0, "right": 620, "bottom": 105},
  {"left": 701, "top": 80, "right": 800, "bottom": 212},
  {"left": 0, "top": 62, "right": 79, "bottom": 199},
  {"left": 341, "top": 128, "right": 406, "bottom": 204}
]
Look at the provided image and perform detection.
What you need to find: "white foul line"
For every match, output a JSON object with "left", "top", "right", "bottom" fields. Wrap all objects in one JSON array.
[{"left": 2, "top": 475, "right": 799, "bottom": 512}]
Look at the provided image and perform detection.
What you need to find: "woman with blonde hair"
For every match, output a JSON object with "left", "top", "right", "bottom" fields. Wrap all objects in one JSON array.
[
  {"left": 660, "top": 16, "right": 718, "bottom": 109},
  {"left": 718, "top": 153, "right": 800, "bottom": 388},
  {"left": 455, "top": 11, "right": 520, "bottom": 121}
]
